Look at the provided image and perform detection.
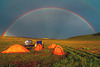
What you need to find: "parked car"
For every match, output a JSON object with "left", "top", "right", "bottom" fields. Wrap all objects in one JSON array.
[{"left": 24, "top": 40, "right": 33, "bottom": 45}]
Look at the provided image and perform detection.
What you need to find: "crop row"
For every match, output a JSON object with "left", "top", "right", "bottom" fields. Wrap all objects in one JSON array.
[{"left": 52, "top": 45, "right": 100, "bottom": 67}]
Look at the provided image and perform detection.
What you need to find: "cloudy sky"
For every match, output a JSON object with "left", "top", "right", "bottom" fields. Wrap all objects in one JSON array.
[{"left": 0, "top": 0, "right": 100, "bottom": 39}]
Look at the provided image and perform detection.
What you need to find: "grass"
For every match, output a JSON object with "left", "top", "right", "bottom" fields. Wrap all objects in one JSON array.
[
  {"left": 67, "top": 33, "right": 100, "bottom": 41},
  {"left": 53, "top": 46, "right": 100, "bottom": 67},
  {"left": 0, "top": 35, "right": 100, "bottom": 67}
]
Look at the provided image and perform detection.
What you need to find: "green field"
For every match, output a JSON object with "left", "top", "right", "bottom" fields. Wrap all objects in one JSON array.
[{"left": 0, "top": 34, "right": 100, "bottom": 67}]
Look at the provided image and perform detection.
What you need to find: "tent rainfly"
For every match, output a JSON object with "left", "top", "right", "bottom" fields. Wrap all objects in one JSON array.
[
  {"left": 34, "top": 44, "right": 43, "bottom": 51},
  {"left": 53, "top": 45, "right": 65, "bottom": 55},
  {"left": 48, "top": 43, "right": 56, "bottom": 48},
  {"left": 1, "top": 44, "right": 30, "bottom": 53}
]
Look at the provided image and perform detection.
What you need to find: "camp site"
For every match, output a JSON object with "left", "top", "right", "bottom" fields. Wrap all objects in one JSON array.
[
  {"left": 0, "top": 0, "right": 100, "bottom": 67},
  {"left": 0, "top": 34, "right": 100, "bottom": 67}
]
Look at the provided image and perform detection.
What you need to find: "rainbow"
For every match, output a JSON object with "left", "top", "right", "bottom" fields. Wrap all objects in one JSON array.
[{"left": 2, "top": 7, "right": 96, "bottom": 36}]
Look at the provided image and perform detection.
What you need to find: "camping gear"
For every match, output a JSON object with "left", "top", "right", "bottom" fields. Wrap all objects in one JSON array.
[
  {"left": 53, "top": 45, "right": 65, "bottom": 55},
  {"left": 35, "top": 43, "right": 37, "bottom": 47},
  {"left": 34, "top": 44, "right": 43, "bottom": 51},
  {"left": 1, "top": 44, "right": 30, "bottom": 53},
  {"left": 36, "top": 41, "right": 44, "bottom": 48},
  {"left": 24, "top": 40, "right": 33, "bottom": 45},
  {"left": 36, "top": 41, "right": 43, "bottom": 45},
  {"left": 48, "top": 43, "right": 56, "bottom": 48}
]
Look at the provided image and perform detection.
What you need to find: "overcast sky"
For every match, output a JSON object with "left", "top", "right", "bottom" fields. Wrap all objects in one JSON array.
[{"left": 0, "top": 0, "right": 100, "bottom": 39}]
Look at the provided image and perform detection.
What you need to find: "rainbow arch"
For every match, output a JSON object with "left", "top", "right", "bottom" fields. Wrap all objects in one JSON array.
[{"left": 2, "top": 7, "right": 96, "bottom": 36}]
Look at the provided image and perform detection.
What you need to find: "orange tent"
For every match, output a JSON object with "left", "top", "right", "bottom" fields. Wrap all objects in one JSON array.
[
  {"left": 34, "top": 44, "right": 43, "bottom": 51},
  {"left": 1, "top": 44, "right": 30, "bottom": 53},
  {"left": 48, "top": 43, "right": 56, "bottom": 48},
  {"left": 53, "top": 45, "right": 65, "bottom": 55}
]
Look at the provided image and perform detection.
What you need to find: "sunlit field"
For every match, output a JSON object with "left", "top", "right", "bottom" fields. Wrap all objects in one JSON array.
[{"left": 0, "top": 34, "right": 100, "bottom": 67}]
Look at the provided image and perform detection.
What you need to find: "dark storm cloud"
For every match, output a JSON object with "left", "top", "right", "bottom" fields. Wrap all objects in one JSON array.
[
  {"left": 0, "top": 0, "right": 99, "bottom": 39},
  {"left": 6, "top": 9, "right": 94, "bottom": 39}
]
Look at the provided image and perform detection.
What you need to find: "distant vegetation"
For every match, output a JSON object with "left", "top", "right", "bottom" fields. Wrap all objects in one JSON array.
[
  {"left": 67, "top": 33, "right": 100, "bottom": 41},
  {"left": 93, "top": 33, "right": 100, "bottom": 36},
  {"left": 0, "top": 33, "right": 100, "bottom": 67}
]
